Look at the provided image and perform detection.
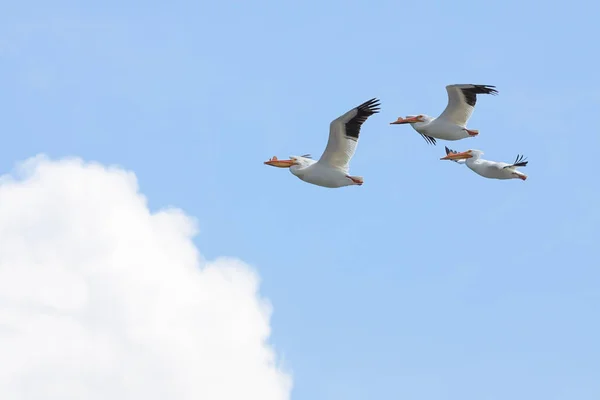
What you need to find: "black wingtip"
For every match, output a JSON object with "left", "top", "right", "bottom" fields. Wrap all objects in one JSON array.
[
  {"left": 357, "top": 97, "right": 381, "bottom": 115},
  {"left": 512, "top": 154, "right": 529, "bottom": 167},
  {"left": 420, "top": 134, "right": 436, "bottom": 145},
  {"left": 473, "top": 84, "right": 499, "bottom": 96},
  {"left": 344, "top": 98, "right": 381, "bottom": 140},
  {"left": 445, "top": 146, "right": 458, "bottom": 154}
]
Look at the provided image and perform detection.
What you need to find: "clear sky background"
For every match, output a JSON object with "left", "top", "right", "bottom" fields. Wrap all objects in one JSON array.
[{"left": 1, "top": 0, "right": 599, "bottom": 399}]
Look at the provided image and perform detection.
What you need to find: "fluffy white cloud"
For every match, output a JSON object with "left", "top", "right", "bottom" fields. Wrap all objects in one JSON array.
[{"left": 0, "top": 155, "right": 292, "bottom": 400}]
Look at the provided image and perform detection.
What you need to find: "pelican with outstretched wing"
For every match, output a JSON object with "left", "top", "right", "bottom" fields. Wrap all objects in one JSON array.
[
  {"left": 264, "top": 98, "right": 381, "bottom": 188},
  {"left": 390, "top": 84, "right": 498, "bottom": 145}
]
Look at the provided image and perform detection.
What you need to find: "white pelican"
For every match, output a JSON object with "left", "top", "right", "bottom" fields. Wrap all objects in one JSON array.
[
  {"left": 264, "top": 98, "right": 380, "bottom": 188},
  {"left": 389, "top": 84, "right": 498, "bottom": 145},
  {"left": 441, "top": 146, "right": 528, "bottom": 181}
]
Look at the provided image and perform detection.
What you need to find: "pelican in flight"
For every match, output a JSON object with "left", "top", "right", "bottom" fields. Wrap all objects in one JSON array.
[
  {"left": 264, "top": 98, "right": 380, "bottom": 188},
  {"left": 441, "top": 146, "right": 528, "bottom": 181},
  {"left": 390, "top": 84, "right": 498, "bottom": 145}
]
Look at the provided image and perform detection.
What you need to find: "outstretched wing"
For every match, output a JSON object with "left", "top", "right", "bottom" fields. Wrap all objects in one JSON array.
[
  {"left": 503, "top": 154, "right": 529, "bottom": 169},
  {"left": 317, "top": 98, "right": 381, "bottom": 172},
  {"left": 437, "top": 84, "right": 498, "bottom": 126},
  {"left": 445, "top": 146, "right": 466, "bottom": 164}
]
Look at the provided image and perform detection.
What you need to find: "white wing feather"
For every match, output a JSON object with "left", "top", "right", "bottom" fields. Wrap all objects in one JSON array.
[
  {"left": 317, "top": 98, "right": 380, "bottom": 173},
  {"left": 437, "top": 84, "right": 498, "bottom": 126}
]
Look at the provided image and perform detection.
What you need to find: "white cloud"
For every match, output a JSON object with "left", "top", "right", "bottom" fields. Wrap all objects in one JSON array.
[{"left": 0, "top": 155, "right": 292, "bottom": 400}]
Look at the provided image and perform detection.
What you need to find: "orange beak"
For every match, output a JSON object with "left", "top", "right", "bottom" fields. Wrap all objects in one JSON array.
[
  {"left": 440, "top": 150, "right": 473, "bottom": 161},
  {"left": 264, "top": 156, "right": 294, "bottom": 168},
  {"left": 390, "top": 116, "right": 421, "bottom": 125}
]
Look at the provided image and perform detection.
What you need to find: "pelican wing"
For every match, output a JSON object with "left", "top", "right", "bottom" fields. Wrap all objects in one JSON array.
[
  {"left": 503, "top": 154, "right": 529, "bottom": 169},
  {"left": 420, "top": 134, "right": 437, "bottom": 145},
  {"left": 437, "top": 84, "right": 498, "bottom": 126},
  {"left": 317, "top": 98, "right": 381, "bottom": 172}
]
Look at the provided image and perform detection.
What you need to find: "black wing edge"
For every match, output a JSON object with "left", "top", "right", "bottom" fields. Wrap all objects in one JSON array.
[
  {"left": 504, "top": 154, "right": 528, "bottom": 168},
  {"left": 445, "top": 146, "right": 457, "bottom": 155},
  {"left": 462, "top": 84, "right": 499, "bottom": 96},
  {"left": 356, "top": 97, "right": 381, "bottom": 115},
  {"left": 344, "top": 98, "right": 381, "bottom": 140},
  {"left": 460, "top": 84, "right": 499, "bottom": 107},
  {"left": 420, "top": 133, "right": 437, "bottom": 145},
  {"left": 444, "top": 145, "right": 460, "bottom": 162},
  {"left": 300, "top": 154, "right": 312, "bottom": 159}
]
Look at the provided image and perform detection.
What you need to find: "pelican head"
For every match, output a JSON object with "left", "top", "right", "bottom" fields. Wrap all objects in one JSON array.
[
  {"left": 440, "top": 149, "right": 483, "bottom": 161},
  {"left": 264, "top": 154, "right": 313, "bottom": 169},
  {"left": 390, "top": 114, "right": 432, "bottom": 125}
]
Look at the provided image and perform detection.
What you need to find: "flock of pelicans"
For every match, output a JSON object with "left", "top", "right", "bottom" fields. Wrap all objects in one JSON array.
[{"left": 264, "top": 83, "right": 529, "bottom": 188}]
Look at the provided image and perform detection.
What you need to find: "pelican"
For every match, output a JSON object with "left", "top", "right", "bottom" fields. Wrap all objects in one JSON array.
[
  {"left": 390, "top": 84, "right": 498, "bottom": 145},
  {"left": 264, "top": 98, "right": 380, "bottom": 188},
  {"left": 441, "top": 146, "right": 528, "bottom": 181}
]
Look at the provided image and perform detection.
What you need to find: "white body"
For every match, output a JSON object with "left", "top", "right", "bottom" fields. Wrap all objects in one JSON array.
[
  {"left": 289, "top": 158, "right": 356, "bottom": 188},
  {"left": 412, "top": 117, "right": 470, "bottom": 141},
  {"left": 464, "top": 159, "right": 527, "bottom": 180}
]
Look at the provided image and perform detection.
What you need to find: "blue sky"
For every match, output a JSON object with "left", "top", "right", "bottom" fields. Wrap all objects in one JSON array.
[{"left": 1, "top": 0, "right": 599, "bottom": 398}]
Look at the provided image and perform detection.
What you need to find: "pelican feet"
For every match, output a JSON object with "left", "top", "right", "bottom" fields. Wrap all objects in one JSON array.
[
  {"left": 464, "top": 129, "right": 479, "bottom": 136},
  {"left": 346, "top": 175, "right": 364, "bottom": 185},
  {"left": 513, "top": 173, "right": 527, "bottom": 181}
]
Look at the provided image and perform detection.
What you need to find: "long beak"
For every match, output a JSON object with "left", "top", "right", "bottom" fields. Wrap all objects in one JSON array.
[
  {"left": 390, "top": 116, "right": 420, "bottom": 125},
  {"left": 440, "top": 151, "right": 473, "bottom": 161},
  {"left": 264, "top": 156, "right": 294, "bottom": 168}
]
